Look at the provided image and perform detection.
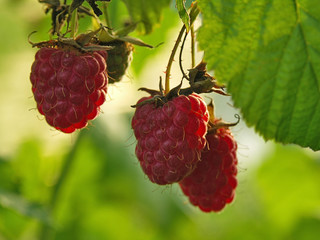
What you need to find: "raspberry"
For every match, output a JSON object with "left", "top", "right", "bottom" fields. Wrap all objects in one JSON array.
[
  {"left": 131, "top": 93, "right": 209, "bottom": 185},
  {"left": 30, "top": 47, "right": 108, "bottom": 133},
  {"left": 179, "top": 124, "right": 238, "bottom": 212},
  {"left": 105, "top": 41, "right": 133, "bottom": 83}
]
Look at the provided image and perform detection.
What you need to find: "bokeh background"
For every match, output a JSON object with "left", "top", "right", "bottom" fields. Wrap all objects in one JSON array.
[{"left": 1, "top": 1, "right": 320, "bottom": 239}]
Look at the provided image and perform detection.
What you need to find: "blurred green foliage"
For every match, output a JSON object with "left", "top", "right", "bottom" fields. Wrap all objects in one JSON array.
[
  {"left": 1, "top": 119, "right": 320, "bottom": 240},
  {"left": 0, "top": 1, "right": 320, "bottom": 240}
]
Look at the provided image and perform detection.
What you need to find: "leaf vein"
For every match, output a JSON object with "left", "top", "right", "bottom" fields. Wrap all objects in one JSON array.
[
  {"left": 252, "top": 32, "right": 293, "bottom": 136},
  {"left": 295, "top": 0, "right": 320, "bottom": 92},
  {"left": 299, "top": 5, "right": 320, "bottom": 23},
  {"left": 302, "top": 65, "right": 320, "bottom": 146},
  {"left": 285, "top": 53, "right": 309, "bottom": 144},
  {"left": 237, "top": 0, "right": 272, "bottom": 111}
]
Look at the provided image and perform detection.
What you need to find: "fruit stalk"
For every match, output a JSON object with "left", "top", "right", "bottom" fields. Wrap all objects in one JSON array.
[
  {"left": 165, "top": 24, "right": 186, "bottom": 94},
  {"left": 191, "top": 25, "right": 195, "bottom": 68},
  {"left": 70, "top": 8, "right": 78, "bottom": 38},
  {"left": 179, "top": 30, "right": 189, "bottom": 80}
]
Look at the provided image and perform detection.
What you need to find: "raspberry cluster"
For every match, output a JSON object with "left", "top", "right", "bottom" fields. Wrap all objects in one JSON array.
[
  {"left": 29, "top": 35, "right": 238, "bottom": 214},
  {"left": 26, "top": 0, "right": 243, "bottom": 218},
  {"left": 132, "top": 91, "right": 238, "bottom": 212},
  {"left": 179, "top": 124, "right": 238, "bottom": 212},
  {"left": 30, "top": 47, "right": 108, "bottom": 133},
  {"left": 131, "top": 94, "right": 209, "bottom": 185}
]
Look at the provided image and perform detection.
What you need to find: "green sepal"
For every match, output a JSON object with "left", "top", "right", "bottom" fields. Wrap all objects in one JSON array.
[
  {"left": 176, "top": 0, "right": 190, "bottom": 32},
  {"left": 117, "top": 36, "right": 153, "bottom": 48},
  {"left": 114, "top": 23, "right": 138, "bottom": 37}
]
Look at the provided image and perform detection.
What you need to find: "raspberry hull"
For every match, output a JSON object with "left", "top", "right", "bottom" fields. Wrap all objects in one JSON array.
[
  {"left": 132, "top": 94, "right": 209, "bottom": 185},
  {"left": 30, "top": 47, "right": 108, "bottom": 133},
  {"left": 179, "top": 125, "right": 238, "bottom": 212}
]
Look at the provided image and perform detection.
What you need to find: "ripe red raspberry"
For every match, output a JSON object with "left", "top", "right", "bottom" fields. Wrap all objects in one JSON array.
[
  {"left": 131, "top": 93, "right": 209, "bottom": 185},
  {"left": 30, "top": 47, "right": 108, "bottom": 133},
  {"left": 179, "top": 124, "right": 238, "bottom": 212}
]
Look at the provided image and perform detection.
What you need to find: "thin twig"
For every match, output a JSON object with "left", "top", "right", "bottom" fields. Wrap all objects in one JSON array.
[
  {"left": 165, "top": 25, "right": 186, "bottom": 94},
  {"left": 179, "top": 30, "right": 189, "bottom": 81},
  {"left": 191, "top": 25, "right": 195, "bottom": 68},
  {"left": 69, "top": 8, "right": 78, "bottom": 38}
]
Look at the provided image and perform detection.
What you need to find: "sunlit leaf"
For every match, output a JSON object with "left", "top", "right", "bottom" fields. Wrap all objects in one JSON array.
[{"left": 198, "top": 0, "right": 320, "bottom": 150}]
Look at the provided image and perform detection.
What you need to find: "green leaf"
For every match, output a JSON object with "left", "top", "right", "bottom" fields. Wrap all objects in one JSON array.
[
  {"left": 0, "top": 188, "right": 52, "bottom": 225},
  {"left": 198, "top": 0, "right": 320, "bottom": 150},
  {"left": 176, "top": 0, "right": 190, "bottom": 31},
  {"left": 121, "top": 0, "right": 171, "bottom": 34},
  {"left": 106, "top": 0, "right": 130, "bottom": 30},
  {"left": 130, "top": 7, "right": 180, "bottom": 76},
  {"left": 189, "top": 1, "right": 200, "bottom": 26}
]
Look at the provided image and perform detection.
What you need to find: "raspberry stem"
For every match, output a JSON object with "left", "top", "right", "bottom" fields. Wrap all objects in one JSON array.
[
  {"left": 165, "top": 2, "right": 200, "bottom": 94},
  {"left": 165, "top": 24, "right": 186, "bottom": 94},
  {"left": 191, "top": 25, "right": 195, "bottom": 68},
  {"left": 189, "top": 2, "right": 200, "bottom": 69},
  {"left": 179, "top": 30, "right": 189, "bottom": 80},
  {"left": 69, "top": 8, "right": 78, "bottom": 38}
]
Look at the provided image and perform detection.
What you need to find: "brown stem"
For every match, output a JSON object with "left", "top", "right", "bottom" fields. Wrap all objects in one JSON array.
[
  {"left": 179, "top": 31, "right": 189, "bottom": 80},
  {"left": 191, "top": 25, "right": 195, "bottom": 68},
  {"left": 165, "top": 25, "right": 186, "bottom": 94},
  {"left": 69, "top": 8, "right": 78, "bottom": 38}
]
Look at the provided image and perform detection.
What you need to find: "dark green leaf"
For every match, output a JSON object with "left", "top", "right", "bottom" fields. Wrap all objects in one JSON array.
[
  {"left": 130, "top": 8, "right": 180, "bottom": 75},
  {"left": 0, "top": 189, "right": 52, "bottom": 225},
  {"left": 176, "top": 0, "right": 190, "bottom": 31},
  {"left": 106, "top": 0, "right": 130, "bottom": 30},
  {"left": 121, "top": 0, "right": 171, "bottom": 34},
  {"left": 198, "top": 0, "right": 320, "bottom": 150}
]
